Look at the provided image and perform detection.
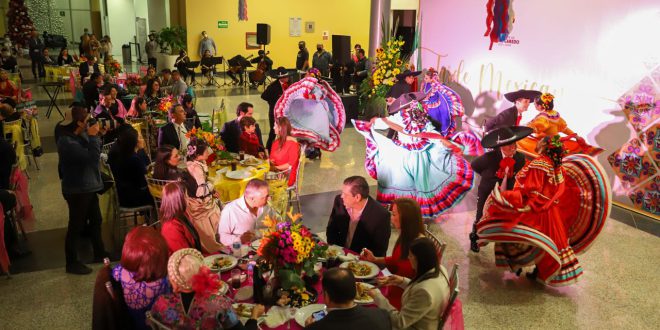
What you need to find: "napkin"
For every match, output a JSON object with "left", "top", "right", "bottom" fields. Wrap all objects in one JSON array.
[{"left": 264, "top": 306, "right": 292, "bottom": 328}]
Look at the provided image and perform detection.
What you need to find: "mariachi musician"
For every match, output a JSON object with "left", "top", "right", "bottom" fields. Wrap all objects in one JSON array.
[
  {"left": 249, "top": 50, "right": 273, "bottom": 87},
  {"left": 227, "top": 54, "right": 253, "bottom": 86}
]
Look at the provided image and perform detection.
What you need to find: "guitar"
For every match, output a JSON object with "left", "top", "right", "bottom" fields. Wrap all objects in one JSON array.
[{"left": 229, "top": 54, "right": 254, "bottom": 73}]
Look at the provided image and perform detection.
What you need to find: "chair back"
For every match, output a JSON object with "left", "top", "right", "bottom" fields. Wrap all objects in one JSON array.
[
  {"left": 146, "top": 311, "right": 173, "bottom": 330},
  {"left": 265, "top": 168, "right": 291, "bottom": 214},
  {"left": 102, "top": 141, "right": 115, "bottom": 155},
  {"left": 439, "top": 264, "right": 460, "bottom": 329},
  {"left": 290, "top": 143, "right": 307, "bottom": 190},
  {"left": 425, "top": 229, "right": 447, "bottom": 264}
]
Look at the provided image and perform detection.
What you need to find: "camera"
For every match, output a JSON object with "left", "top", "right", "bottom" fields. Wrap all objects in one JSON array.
[{"left": 88, "top": 117, "right": 117, "bottom": 130}]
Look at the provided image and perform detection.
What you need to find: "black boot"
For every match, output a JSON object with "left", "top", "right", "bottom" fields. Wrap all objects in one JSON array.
[
  {"left": 526, "top": 267, "right": 539, "bottom": 280},
  {"left": 469, "top": 231, "right": 480, "bottom": 253}
]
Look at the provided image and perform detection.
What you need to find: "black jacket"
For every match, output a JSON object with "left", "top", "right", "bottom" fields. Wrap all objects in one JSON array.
[
  {"left": 305, "top": 305, "right": 391, "bottom": 330},
  {"left": 471, "top": 149, "right": 526, "bottom": 196},
  {"left": 82, "top": 80, "right": 100, "bottom": 109},
  {"left": 386, "top": 80, "right": 411, "bottom": 99},
  {"left": 158, "top": 122, "right": 193, "bottom": 150},
  {"left": 261, "top": 81, "right": 284, "bottom": 110},
  {"left": 484, "top": 106, "right": 518, "bottom": 133},
  {"left": 220, "top": 118, "right": 263, "bottom": 153},
  {"left": 79, "top": 62, "right": 100, "bottom": 81},
  {"left": 326, "top": 195, "right": 391, "bottom": 257}
]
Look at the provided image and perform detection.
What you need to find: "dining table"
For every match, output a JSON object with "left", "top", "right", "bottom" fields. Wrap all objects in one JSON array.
[
  {"left": 208, "top": 247, "right": 388, "bottom": 330},
  {"left": 209, "top": 157, "right": 271, "bottom": 204}
]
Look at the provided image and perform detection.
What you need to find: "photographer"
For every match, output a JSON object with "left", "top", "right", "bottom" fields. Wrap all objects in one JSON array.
[{"left": 56, "top": 104, "right": 108, "bottom": 275}]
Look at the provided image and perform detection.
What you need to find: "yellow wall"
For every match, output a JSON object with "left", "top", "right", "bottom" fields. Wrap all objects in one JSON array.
[{"left": 185, "top": 0, "right": 371, "bottom": 68}]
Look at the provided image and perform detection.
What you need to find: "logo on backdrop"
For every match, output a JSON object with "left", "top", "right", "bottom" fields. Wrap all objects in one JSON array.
[{"left": 496, "top": 36, "right": 520, "bottom": 47}]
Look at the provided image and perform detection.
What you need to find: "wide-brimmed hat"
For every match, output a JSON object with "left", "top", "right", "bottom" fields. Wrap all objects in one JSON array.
[
  {"left": 504, "top": 89, "right": 542, "bottom": 102},
  {"left": 481, "top": 126, "right": 533, "bottom": 148},
  {"left": 269, "top": 66, "right": 291, "bottom": 79},
  {"left": 395, "top": 69, "right": 422, "bottom": 81},
  {"left": 388, "top": 91, "right": 428, "bottom": 114}
]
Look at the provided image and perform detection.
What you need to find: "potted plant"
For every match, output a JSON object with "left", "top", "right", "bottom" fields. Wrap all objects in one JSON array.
[{"left": 155, "top": 26, "right": 187, "bottom": 71}]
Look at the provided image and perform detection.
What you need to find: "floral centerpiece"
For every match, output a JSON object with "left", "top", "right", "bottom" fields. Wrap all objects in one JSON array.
[
  {"left": 105, "top": 58, "right": 122, "bottom": 76},
  {"left": 257, "top": 211, "right": 327, "bottom": 292},
  {"left": 125, "top": 73, "right": 142, "bottom": 95},
  {"left": 185, "top": 126, "right": 230, "bottom": 163}
]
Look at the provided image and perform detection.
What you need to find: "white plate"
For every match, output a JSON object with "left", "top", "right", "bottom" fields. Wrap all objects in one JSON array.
[
  {"left": 354, "top": 282, "right": 375, "bottom": 304},
  {"left": 240, "top": 158, "right": 263, "bottom": 166},
  {"left": 232, "top": 302, "right": 257, "bottom": 318},
  {"left": 319, "top": 245, "right": 346, "bottom": 261},
  {"left": 215, "top": 167, "right": 229, "bottom": 174},
  {"left": 339, "top": 261, "right": 379, "bottom": 279},
  {"left": 218, "top": 280, "right": 229, "bottom": 295},
  {"left": 250, "top": 239, "right": 262, "bottom": 251},
  {"left": 203, "top": 254, "right": 238, "bottom": 272},
  {"left": 294, "top": 304, "right": 326, "bottom": 327},
  {"left": 226, "top": 169, "right": 253, "bottom": 180}
]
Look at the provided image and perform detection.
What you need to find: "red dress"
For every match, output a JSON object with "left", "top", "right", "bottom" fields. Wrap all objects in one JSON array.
[
  {"left": 383, "top": 243, "right": 414, "bottom": 309},
  {"left": 269, "top": 139, "right": 300, "bottom": 186},
  {"left": 0, "top": 81, "right": 18, "bottom": 99},
  {"left": 476, "top": 154, "right": 611, "bottom": 286},
  {"left": 239, "top": 131, "right": 263, "bottom": 157},
  {"left": 160, "top": 218, "right": 197, "bottom": 255}
]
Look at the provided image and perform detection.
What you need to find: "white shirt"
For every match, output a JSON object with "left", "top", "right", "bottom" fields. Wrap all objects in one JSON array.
[
  {"left": 218, "top": 195, "right": 272, "bottom": 245},
  {"left": 174, "top": 122, "right": 188, "bottom": 152},
  {"left": 345, "top": 200, "right": 368, "bottom": 248}
]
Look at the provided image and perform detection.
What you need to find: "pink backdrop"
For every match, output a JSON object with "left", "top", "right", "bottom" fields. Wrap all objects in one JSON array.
[{"left": 419, "top": 0, "right": 660, "bottom": 212}]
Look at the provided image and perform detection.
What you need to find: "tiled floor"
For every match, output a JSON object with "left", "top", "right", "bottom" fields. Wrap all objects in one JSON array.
[{"left": 1, "top": 60, "right": 659, "bottom": 329}]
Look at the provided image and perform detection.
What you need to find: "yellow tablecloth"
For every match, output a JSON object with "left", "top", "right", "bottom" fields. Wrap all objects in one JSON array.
[{"left": 210, "top": 160, "right": 270, "bottom": 203}]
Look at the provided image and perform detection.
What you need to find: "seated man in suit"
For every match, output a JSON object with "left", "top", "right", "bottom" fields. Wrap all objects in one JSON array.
[
  {"left": 484, "top": 89, "right": 541, "bottom": 133},
  {"left": 469, "top": 126, "right": 532, "bottom": 252},
  {"left": 158, "top": 104, "right": 192, "bottom": 150},
  {"left": 78, "top": 56, "right": 99, "bottom": 83},
  {"left": 326, "top": 176, "right": 391, "bottom": 257},
  {"left": 304, "top": 267, "right": 391, "bottom": 329},
  {"left": 219, "top": 102, "right": 264, "bottom": 153}
]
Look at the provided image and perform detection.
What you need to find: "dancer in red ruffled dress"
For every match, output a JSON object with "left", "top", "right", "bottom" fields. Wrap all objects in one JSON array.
[{"left": 477, "top": 135, "right": 611, "bottom": 286}]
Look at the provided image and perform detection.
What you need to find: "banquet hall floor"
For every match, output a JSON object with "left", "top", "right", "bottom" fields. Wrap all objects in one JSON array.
[{"left": 1, "top": 68, "right": 659, "bottom": 329}]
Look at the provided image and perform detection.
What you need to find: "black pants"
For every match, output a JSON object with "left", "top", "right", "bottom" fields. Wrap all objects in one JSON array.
[
  {"left": 63, "top": 192, "right": 105, "bottom": 265},
  {"left": 147, "top": 57, "right": 157, "bottom": 70},
  {"left": 472, "top": 190, "right": 488, "bottom": 232},
  {"left": 31, "top": 56, "right": 44, "bottom": 79},
  {"left": 1, "top": 190, "right": 17, "bottom": 255},
  {"left": 266, "top": 106, "right": 276, "bottom": 150},
  {"left": 227, "top": 70, "right": 243, "bottom": 83},
  {"left": 181, "top": 68, "right": 196, "bottom": 83}
]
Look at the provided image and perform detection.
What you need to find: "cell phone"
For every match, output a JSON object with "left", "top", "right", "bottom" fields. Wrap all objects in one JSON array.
[{"left": 312, "top": 310, "right": 327, "bottom": 321}]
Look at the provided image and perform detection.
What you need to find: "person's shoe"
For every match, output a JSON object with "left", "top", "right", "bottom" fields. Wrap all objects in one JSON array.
[
  {"left": 66, "top": 262, "right": 93, "bottom": 275},
  {"left": 526, "top": 267, "right": 539, "bottom": 280},
  {"left": 469, "top": 232, "right": 480, "bottom": 253}
]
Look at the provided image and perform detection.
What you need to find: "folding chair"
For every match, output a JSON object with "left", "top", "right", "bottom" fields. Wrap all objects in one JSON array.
[
  {"left": 146, "top": 311, "right": 172, "bottom": 330},
  {"left": 264, "top": 168, "right": 291, "bottom": 215},
  {"left": 425, "top": 229, "right": 447, "bottom": 264},
  {"left": 287, "top": 143, "right": 307, "bottom": 213},
  {"left": 439, "top": 264, "right": 461, "bottom": 329}
]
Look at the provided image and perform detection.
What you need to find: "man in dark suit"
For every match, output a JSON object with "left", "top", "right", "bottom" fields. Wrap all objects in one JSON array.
[
  {"left": 261, "top": 67, "right": 291, "bottom": 150},
  {"left": 304, "top": 268, "right": 391, "bottom": 330},
  {"left": 484, "top": 89, "right": 541, "bottom": 133},
  {"left": 327, "top": 176, "right": 391, "bottom": 257},
  {"left": 82, "top": 73, "right": 103, "bottom": 110},
  {"left": 79, "top": 56, "right": 100, "bottom": 84},
  {"left": 158, "top": 104, "right": 192, "bottom": 150},
  {"left": 469, "top": 126, "right": 533, "bottom": 252},
  {"left": 219, "top": 102, "right": 263, "bottom": 153}
]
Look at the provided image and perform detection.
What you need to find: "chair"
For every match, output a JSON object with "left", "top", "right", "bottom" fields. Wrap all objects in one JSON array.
[
  {"left": 92, "top": 258, "right": 134, "bottom": 330},
  {"left": 102, "top": 141, "right": 115, "bottom": 155},
  {"left": 264, "top": 168, "right": 291, "bottom": 215},
  {"left": 146, "top": 311, "right": 172, "bottom": 330},
  {"left": 20, "top": 116, "right": 39, "bottom": 170},
  {"left": 425, "top": 229, "right": 447, "bottom": 264},
  {"left": 8, "top": 164, "right": 29, "bottom": 241},
  {"left": 439, "top": 263, "right": 461, "bottom": 329},
  {"left": 102, "top": 160, "right": 155, "bottom": 247},
  {"left": 287, "top": 143, "right": 307, "bottom": 213},
  {"left": 145, "top": 175, "right": 177, "bottom": 213}
]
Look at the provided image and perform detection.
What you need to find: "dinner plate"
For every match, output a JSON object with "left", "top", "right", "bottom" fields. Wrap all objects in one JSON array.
[
  {"left": 240, "top": 158, "right": 263, "bottom": 166},
  {"left": 226, "top": 169, "right": 253, "bottom": 180},
  {"left": 203, "top": 254, "right": 238, "bottom": 272},
  {"left": 294, "top": 304, "right": 326, "bottom": 327},
  {"left": 218, "top": 280, "right": 229, "bottom": 295},
  {"left": 354, "top": 282, "right": 375, "bottom": 304},
  {"left": 339, "top": 261, "right": 379, "bottom": 279},
  {"left": 232, "top": 303, "right": 258, "bottom": 319},
  {"left": 319, "top": 245, "right": 346, "bottom": 261},
  {"left": 250, "top": 239, "right": 262, "bottom": 251}
]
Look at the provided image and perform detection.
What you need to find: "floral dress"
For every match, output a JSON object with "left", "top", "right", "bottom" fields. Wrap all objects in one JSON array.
[
  {"left": 112, "top": 264, "right": 171, "bottom": 329},
  {"left": 150, "top": 292, "right": 239, "bottom": 329}
]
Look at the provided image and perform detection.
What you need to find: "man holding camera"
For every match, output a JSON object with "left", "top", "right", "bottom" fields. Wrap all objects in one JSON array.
[{"left": 56, "top": 104, "right": 108, "bottom": 275}]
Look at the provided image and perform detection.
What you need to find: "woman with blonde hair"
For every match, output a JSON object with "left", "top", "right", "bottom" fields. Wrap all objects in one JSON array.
[
  {"left": 269, "top": 117, "right": 300, "bottom": 186},
  {"left": 150, "top": 248, "right": 264, "bottom": 329}
]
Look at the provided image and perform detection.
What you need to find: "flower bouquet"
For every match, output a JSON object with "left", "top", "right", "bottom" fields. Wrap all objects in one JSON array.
[
  {"left": 256, "top": 211, "right": 327, "bottom": 296},
  {"left": 126, "top": 73, "right": 142, "bottom": 94},
  {"left": 185, "top": 126, "right": 230, "bottom": 163},
  {"left": 106, "top": 59, "right": 122, "bottom": 76}
]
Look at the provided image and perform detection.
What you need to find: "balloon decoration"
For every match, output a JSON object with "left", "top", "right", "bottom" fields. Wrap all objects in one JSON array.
[{"left": 484, "top": 0, "right": 515, "bottom": 50}]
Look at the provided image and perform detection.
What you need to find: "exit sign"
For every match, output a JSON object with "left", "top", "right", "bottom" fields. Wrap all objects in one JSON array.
[{"left": 217, "top": 20, "right": 228, "bottom": 28}]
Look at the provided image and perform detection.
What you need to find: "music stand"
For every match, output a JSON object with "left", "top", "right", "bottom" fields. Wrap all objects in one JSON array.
[
  {"left": 208, "top": 56, "right": 223, "bottom": 88},
  {"left": 186, "top": 60, "right": 200, "bottom": 87}
]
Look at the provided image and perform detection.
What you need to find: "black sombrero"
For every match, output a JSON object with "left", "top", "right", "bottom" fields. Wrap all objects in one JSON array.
[
  {"left": 504, "top": 89, "right": 542, "bottom": 102},
  {"left": 481, "top": 126, "right": 534, "bottom": 148}
]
